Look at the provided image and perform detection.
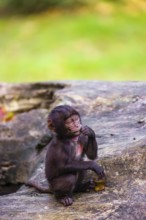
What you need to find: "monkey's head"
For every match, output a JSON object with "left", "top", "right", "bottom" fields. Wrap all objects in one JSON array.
[{"left": 48, "top": 105, "right": 82, "bottom": 138}]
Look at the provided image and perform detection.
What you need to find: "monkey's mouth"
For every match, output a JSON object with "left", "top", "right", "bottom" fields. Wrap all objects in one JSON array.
[
  {"left": 68, "top": 128, "right": 81, "bottom": 135},
  {"left": 72, "top": 127, "right": 82, "bottom": 134},
  {"left": 73, "top": 130, "right": 80, "bottom": 134}
]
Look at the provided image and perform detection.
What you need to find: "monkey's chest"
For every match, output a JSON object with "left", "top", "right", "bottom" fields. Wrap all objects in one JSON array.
[
  {"left": 70, "top": 137, "right": 84, "bottom": 160},
  {"left": 75, "top": 142, "right": 83, "bottom": 159},
  {"left": 70, "top": 141, "right": 83, "bottom": 160}
]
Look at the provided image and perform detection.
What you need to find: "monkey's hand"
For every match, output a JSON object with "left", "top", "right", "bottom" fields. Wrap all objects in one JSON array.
[
  {"left": 81, "top": 126, "right": 95, "bottom": 138},
  {"left": 92, "top": 162, "right": 105, "bottom": 179}
]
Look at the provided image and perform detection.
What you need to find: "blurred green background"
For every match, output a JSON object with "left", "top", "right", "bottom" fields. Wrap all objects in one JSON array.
[{"left": 0, "top": 0, "right": 146, "bottom": 82}]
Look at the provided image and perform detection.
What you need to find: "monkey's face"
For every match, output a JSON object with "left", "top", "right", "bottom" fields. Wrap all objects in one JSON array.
[{"left": 65, "top": 114, "right": 82, "bottom": 136}]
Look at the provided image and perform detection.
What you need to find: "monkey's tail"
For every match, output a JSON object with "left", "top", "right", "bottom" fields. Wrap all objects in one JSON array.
[{"left": 25, "top": 180, "right": 53, "bottom": 194}]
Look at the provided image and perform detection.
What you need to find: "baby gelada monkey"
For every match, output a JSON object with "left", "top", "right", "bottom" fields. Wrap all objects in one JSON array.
[{"left": 26, "top": 105, "right": 105, "bottom": 206}]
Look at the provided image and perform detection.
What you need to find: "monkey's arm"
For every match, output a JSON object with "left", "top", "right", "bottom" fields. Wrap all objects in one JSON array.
[
  {"left": 36, "top": 133, "right": 52, "bottom": 153},
  {"left": 60, "top": 160, "right": 105, "bottom": 178},
  {"left": 80, "top": 126, "right": 98, "bottom": 160},
  {"left": 85, "top": 136, "right": 98, "bottom": 160}
]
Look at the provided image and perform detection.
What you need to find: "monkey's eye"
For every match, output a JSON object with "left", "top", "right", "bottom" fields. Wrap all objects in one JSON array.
[
  {"left": 65, "top": 118, "right": 72, "bottom": 124},
  {"left": 74, "top": 115, "right": 79, "bottom": 120},
  {"left": 65, "top": 115, "right": 80, "bottom": 126}
]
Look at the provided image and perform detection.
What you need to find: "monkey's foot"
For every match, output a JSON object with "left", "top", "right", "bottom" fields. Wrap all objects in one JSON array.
[
  {"left": 58, "top": 195, "right": 73, "bottom": 206},
  {"left": 87, "top": 178, "right": 97, "bottom": 190},
  {"left": 75, "top": 178, "right": 96, "bottom": 192}
]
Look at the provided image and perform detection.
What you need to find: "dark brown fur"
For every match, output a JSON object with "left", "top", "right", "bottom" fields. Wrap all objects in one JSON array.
[{"left": 26, "top": 105, "right": 105, "bottom": 206}]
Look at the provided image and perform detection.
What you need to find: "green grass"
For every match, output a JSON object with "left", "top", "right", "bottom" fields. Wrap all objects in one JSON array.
[{"left": 0, "top": 10, "right": 146, "bottom": 82}]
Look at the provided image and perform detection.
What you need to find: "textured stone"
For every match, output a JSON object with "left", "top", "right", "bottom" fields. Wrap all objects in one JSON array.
[
  {"left": 0, "top": 81, "right": 146, "bottom": 220},
  {"left": 0, "top": 109, "right": 50, "bottom": 185}
]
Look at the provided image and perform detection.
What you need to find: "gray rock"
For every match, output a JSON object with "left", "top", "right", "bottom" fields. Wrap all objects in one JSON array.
[
  {"left": 0, "top": 109, "right": 50, "bottom": 185},
  {"left": 0, "top": 81, "right": 146, "bottom": 220},
  {"left": 0, "top": 82, "right": 65, "bottom": 186}
]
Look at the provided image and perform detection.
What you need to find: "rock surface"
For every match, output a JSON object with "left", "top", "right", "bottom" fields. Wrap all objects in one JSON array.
[
  {"left": 0, "top": 81, "right": 146, "bottom": 220},
  {"left": 0, "top": 82, "right": 65, "bottom": 186},
  {"left": 0, "top": 109, "right": 49, "bottom": 185}
]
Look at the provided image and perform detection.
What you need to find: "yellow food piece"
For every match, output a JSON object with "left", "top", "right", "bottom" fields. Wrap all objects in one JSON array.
[{"left": 94, "top": 179, "right": 106, "bottom": 192}]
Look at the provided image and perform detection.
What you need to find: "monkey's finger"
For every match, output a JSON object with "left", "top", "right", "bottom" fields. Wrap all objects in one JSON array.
[
  {"left": 99, "top": 171, "right": 106, "bottom": 179},
  {"left": 81, "top": 127, "right": 90, "bottom": 135},
  {"left": 67, "top": 197, "right": 73, "bottom": 206},
  {"left": 61, "top": 196, "right": 73, "bottom": 206},
  {"left": 81, "top": 127, "right": 95, "bottom": 137},
  {"left": 81, "top": 126, "right": 88, "bottom": 131}
]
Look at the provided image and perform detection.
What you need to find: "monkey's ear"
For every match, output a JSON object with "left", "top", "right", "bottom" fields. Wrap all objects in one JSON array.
[{"left": 48, "top": 119, "right": 55, "bottom": 131}]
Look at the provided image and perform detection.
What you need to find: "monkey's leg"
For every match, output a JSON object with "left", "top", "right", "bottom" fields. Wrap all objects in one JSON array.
[
  {"left": 74, "top": 171, "right": 96, "bottom": 192},
  {"left": 50, "top": 174, "right": 77, "bottom": 206},
  {"left": 25, "top": 180, "right": 52, "bottom": 193},
  {"left": 75, "top": 179, "right": 96, "bottom": 192}
]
